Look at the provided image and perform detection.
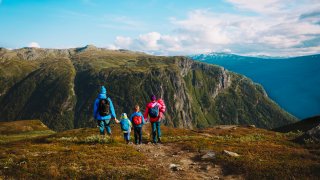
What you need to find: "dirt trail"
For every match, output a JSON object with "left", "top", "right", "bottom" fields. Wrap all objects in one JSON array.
[{"left": 131, "top": 142, "right": 243, "bottom": 180}]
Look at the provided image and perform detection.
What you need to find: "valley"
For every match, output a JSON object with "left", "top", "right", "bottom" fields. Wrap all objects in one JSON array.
[{"left": 0, "top": 46, "right": 296, "bottom": 131}]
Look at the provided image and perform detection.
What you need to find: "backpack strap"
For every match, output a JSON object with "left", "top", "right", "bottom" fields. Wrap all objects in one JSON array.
[{"left": 151, "top": 102, "right": 159, "bottom": 108}]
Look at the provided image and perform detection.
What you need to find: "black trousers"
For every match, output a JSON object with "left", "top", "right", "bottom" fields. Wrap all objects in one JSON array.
[{"left": 134, "top": 126, "right": 142, "bottom": 144}]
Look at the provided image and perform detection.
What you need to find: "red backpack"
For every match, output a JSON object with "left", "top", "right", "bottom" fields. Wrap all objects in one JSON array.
[{"left": 132, "top": 116, "right": 142, "bottom": 125}]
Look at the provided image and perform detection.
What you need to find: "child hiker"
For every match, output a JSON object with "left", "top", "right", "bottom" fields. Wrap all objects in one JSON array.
[
  {"left": 130, "top": 105, "right": 145, "bottom": 145},
  {"left": 119, "top": 113, "right": 132, "bottom": 144}
]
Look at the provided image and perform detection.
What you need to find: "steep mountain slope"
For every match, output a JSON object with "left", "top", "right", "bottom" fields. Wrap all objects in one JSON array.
[
  {"left": 274, "top": 116, "right": 320, "bottom": 143},
  {"left": 274, "top": 116, "right": 320, "bottom": 133},
  {"left": 191, "top": 53, "right": 320, "bottom": 119},
  {"left": 0, "top": 46, "right": 296, "bottom": 131}
]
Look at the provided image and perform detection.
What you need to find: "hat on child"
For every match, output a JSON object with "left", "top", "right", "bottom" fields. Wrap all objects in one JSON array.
[{"left": 121, "top": 113, "right": 128, "bottom": 119}]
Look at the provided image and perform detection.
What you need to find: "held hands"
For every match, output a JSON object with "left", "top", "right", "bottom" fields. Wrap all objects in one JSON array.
[{"left": 113, "top": 118, "right": 120, "bottom": 124}]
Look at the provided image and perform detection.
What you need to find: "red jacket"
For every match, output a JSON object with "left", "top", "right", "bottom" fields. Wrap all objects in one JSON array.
[{"left": 144, "top": 100, "right": 164, "bottom": 122}]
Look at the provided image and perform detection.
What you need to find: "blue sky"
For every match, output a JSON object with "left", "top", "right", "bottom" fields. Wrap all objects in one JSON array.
[{"left": 0, "top": 0, "right": 320, "bottom": 56}]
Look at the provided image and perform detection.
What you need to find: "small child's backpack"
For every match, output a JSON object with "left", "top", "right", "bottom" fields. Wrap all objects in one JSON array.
[
  {"left": 148, "top": 103, "right": 159, "bottom": 118},
  {"left": 132, "top": 115, "right": 142, "bottom": 125},
  {"left": 121, "top": 119, "right": 130, "bottom": 131},
  {"left": 98, "top": 98, "right": 110, "bottom": 116}
]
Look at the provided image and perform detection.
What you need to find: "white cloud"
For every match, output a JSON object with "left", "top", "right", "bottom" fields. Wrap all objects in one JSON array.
[
  {"left": 109, "top": 0, "right": 320, "bottom": 56},
  {"left": 28, "top": 42, "right": 40, "bottom": 48},
  {"left": 104, "top": 44, "right": 118, "bottom": 50},
  {"left": 114, "top": 36, "right": 132, "bottom": 49},
  {"left": 137, "top": 32, "right": 161, "bottom": 50},
  {"left": 113, "top": 32, "right": 161, "bottom": 51},
  {"left": 225, "top": 0, "right": 286, "bottom": 14}
]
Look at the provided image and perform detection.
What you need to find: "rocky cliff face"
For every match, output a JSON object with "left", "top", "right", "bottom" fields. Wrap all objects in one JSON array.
[
  {"left": 0, "top": 46, "right": 297, "bottom": 131},
  {"left": 305, "top": 125, "right": 320, "bottom": 143}
]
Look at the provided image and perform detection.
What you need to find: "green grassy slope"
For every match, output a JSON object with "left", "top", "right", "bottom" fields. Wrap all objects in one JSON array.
[
  {"left": 0, "top": 120, "right": 55, "bottom": 143},
  {"left": 0, "top": 57, "right": 76, "bottom": 131},
  {"left": 0, "top": 120, "right": 319, "bottom": 179},
  {"left": 0, "top": 46, "right": 296, "bottom": 131}
]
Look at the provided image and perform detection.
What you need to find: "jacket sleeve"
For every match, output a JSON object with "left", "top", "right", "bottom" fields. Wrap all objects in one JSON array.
[
  {"left": 129, "top": 114, "right": 133, "bottom": 123},
  {"left": 158, "top": 103, "right": 163, "bottom": 119},
  {"left": 141, "top": 113, "right": 145, "bottom": 124},
  {"left": 158, "top": 99, "right": 166, "bottom": 113},
  {"left": 108, "top": 98, "right": 116, "bottom": 119},
  {"left": 129, "top": 120, "right": 132, "bottom": 127},
  {"left": 144, "top": 105, "right": 149, "bottom": 120},
  {"left": 93, "top": 99, "right": 98, "bottom": 119},
  {"left": 158, "top": 102, "right": 163, "bottom": 112}
]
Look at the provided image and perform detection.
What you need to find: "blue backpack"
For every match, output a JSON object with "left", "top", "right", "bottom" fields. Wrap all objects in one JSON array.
[
  {"left": 148, "top": 104, "right": 159, "bottom": 118},
  {"left": 121, "top": 119, "right": 130, "bottom": 131}
]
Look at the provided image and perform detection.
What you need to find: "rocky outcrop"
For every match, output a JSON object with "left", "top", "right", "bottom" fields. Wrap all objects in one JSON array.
[
  {"left": 305, "top": 125, "right": 320, "bottom": 143},
  {"left": 0, "top": 46, "right": 297, "bottom": 131},
  {"left": 223, "top": 150, "right": 240, "bottom": 157}
]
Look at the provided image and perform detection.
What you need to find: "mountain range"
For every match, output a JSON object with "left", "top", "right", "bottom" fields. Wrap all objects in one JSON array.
[
  {"left": 191, "top": 53, "right": 320, "bottom": 119},
  {"left": 0, "top": 46, "right": 296, "bottom": 131}
]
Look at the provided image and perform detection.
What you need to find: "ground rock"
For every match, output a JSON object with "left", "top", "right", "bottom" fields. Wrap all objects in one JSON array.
[
  {"left": 223, "top": 150, "right": 240, "bottom": 157},
  {"left": 201, "top": 151, "right": 216, "bottom": 160},
  {"left": 169, "top": 163, "right": 183, "bottom": 171}
]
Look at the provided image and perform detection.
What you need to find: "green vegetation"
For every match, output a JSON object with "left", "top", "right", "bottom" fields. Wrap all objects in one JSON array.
[
  {"left": 274, "top": 115, "right": 320, "bottom": 133},
  {"left": 163, "top": 127, "right": 320, "bottom": 179},
  {"left": 183, "top": 66, "right": 296, "bottom": 129},
  {"left": 0, "top": 120, "right": 55, "bottom": 143},
  {"left": 0, "top": 120, "right": 319, "bottom": 179},
  {"left": 0, "top": 47, "right": 296, "bottom": 131}
]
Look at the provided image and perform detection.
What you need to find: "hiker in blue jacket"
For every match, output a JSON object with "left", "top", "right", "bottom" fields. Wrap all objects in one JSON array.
[
  {"left": 93, "top": 86, "right": 117, "bottom": 135},
  {"left": 130, "top": 105, "right": 145, "bottom": 144}
]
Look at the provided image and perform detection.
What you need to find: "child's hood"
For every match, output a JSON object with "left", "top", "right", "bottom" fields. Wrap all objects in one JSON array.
[{"left": 132, "top": 111, "right": 143, "bottom": 116}]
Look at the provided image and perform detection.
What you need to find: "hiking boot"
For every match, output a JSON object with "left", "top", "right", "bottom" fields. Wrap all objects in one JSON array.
[{"left": 158, "top": 138, "right": 162, "bottom": 144}]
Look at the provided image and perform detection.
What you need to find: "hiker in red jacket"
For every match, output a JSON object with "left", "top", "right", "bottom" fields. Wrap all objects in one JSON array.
[{"left": 144, "top": 94, "right": 166, "bottom": 144}]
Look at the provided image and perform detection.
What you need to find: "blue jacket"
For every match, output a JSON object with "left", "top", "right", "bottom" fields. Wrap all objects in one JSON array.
[
  {"left": 93, "top": 91, "right": 116, "bottom": 121},
  {"left": 120, "top": 118, "right": 132, "bottom": 133},
  {"left": 130, "top": 112, "right": 145, "bottom": 128}
]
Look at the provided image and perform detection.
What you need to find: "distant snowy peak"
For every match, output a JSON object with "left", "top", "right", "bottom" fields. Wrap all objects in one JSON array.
[
  {"left": 190, "top": 52, "right": 241, "bottom": 61},
  {"left": 189, "top": 52, "right": 302, "bottom": 61},
  {"left": 191, "top": 52, "right": 280, "bottom": 61}
]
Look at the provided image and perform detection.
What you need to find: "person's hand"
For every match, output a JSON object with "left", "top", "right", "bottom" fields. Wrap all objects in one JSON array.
[
  {"left": 145, "top": 118, "right": 150, "bottom": 123},
  {"left": 115, "top": 119, "right": 120, "bottom": 123}
]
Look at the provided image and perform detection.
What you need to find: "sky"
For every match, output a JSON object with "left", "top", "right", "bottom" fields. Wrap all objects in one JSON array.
[{"left": 0, "top": 0, "right": 320, "bottom": 56}]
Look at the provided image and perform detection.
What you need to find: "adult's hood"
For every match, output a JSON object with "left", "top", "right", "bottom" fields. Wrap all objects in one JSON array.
[{"left": 98, "top": 86, "right": 107, "bottom": 99}]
